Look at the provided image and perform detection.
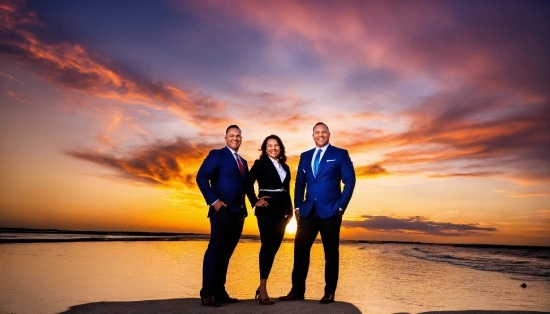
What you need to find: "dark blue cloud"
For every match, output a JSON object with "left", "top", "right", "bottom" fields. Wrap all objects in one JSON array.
[{"left": 343, "top": 215, "right": 497, "bottom": 236}]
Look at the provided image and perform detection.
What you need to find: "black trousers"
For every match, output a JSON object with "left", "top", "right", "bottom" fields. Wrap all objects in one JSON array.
[
  {"left": 291, "top": 207, "right": 342, "bottom": 295},
  {"left": 256, "top": 207, "right": 288, "bottom": 279},
  {"left": 200, "top": 206, "right": 244, "bottom": 299}
]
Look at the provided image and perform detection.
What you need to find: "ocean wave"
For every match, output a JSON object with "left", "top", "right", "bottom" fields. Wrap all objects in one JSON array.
[{"left": 402, "top": 244, "right": 550, "bottom": 280}]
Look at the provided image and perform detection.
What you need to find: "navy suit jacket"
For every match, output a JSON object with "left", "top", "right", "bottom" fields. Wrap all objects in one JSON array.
[
  {"left": 294, "top": 144, "right": 355, "bottom": 219},
  {"left": 196, "top": 146, "right": 248, "bottom": 216}
]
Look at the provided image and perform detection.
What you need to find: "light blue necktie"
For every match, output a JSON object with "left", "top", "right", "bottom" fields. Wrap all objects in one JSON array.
[{"left": 313, "top": 148, "right": 321, "bottom": 176}]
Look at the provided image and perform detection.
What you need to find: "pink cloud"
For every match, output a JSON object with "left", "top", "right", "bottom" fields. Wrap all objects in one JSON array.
[{"left": 0, "top": 1, "right": 225, "bottom": 126}]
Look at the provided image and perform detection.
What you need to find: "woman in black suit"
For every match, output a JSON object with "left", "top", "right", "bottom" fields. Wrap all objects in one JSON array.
[{"left": 245, "top": 134, "right": 293, "bottom": 305}]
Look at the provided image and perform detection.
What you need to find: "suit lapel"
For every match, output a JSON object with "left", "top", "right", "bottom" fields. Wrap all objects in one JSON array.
[
  {"left": 224, "top": 146, "right": 245, "bottom": 177},
  {"left": 305, "top": 149, "right": 316, "bottom": 178},
  {"left": 316, "top": 145, "right": 332, "bottom": 176},
  {"left": 242, "top": 158, "right": 248, "bottom": 176},
  {"left": 267, "top": 158, "right": 286, "bottom": 184},
  {"left": 282, "top": 163, "right": 290, "bottom": 186},
  {"left": 240, "top": 155, "right": 248, "bottom": 177}
]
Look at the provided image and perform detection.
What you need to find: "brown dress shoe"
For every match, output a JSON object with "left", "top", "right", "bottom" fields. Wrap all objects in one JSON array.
[
  {"left": 201, "top": 296, "right": 221, "bottom": 307},
  {"left": 320, "top": 293, "right": 335, "bottom": 304},
  {"left": 278, "top": 292, "right": 305, "bottom": 301}
]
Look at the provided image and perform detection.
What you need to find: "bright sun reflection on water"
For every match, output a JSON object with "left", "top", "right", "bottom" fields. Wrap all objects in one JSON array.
[{"left": 285, "top": 216, "right": 297, "bottom": 234}]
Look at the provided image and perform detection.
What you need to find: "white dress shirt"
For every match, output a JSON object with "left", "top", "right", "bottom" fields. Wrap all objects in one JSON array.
[{"left": 269, "top": 156, "right": 287, "bottom": 183}]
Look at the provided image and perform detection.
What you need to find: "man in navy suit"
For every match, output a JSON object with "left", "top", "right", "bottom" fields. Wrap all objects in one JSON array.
[
  {"left": 279, "top": 122, "right": 356, "bottom": 304},
  {"left": 196, "top": 125, "right": 248, "bottom": 307}
]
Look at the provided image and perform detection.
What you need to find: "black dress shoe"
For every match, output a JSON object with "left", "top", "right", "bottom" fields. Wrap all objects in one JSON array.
[
  {"left": 278, "top": 292, "right": 305, "bottom": 301},
  {"left": 319, "top": 293, "right": 335, "bottom": 304},
  {"left": 201, "top": 296, "right": 222, "bottom": 307},
  {"left": 216, "top": 293, "right": 239, "bottom": 303}
]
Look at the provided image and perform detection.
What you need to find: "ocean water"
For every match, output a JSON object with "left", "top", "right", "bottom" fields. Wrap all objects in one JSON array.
[
  {"left": 404, "top": 244, "right": 550, "bottom": 280},
  {"left": 0, "top": 239, "right": 549, "bottom": 314}
]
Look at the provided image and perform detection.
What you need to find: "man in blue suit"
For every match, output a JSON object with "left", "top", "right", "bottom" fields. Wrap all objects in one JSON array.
[
  {"left": 196, "top": 125, "right": 248, "bottom": 307},
  {"left": 279, "top": 122, "right": 356, "bottom": 304}
]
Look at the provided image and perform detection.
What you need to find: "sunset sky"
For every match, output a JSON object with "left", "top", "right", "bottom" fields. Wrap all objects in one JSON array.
[{"left": 1, "top": 0, "right": 549, "bottom": 246}]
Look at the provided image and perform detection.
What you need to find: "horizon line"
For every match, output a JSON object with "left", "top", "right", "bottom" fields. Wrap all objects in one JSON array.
[{"left": 0, "top": 227, "right": 547, "bottom": 249}]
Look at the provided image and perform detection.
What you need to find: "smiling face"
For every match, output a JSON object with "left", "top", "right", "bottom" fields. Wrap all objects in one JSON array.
[
  {"left": 225, "top": 127, "right": 242, "bottom": 151},
  {"left": 312, "top": 123, "right": 330, "bottom": 148},
  {"left": 266, "top": 138, "right": 281, "bottom": 159}
]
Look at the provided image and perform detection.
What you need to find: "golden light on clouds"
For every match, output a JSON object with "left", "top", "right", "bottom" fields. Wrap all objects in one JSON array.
[{"left": 0, "top": 0, "right": 548, "bottom": 246}]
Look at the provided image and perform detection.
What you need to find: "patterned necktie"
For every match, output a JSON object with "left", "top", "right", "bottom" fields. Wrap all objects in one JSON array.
[
  {"left": 313, "top": 148, "right": 321, "bottom": 176},
  {"left": 235, "top": 153, "right": 244, "bottom": 176}
]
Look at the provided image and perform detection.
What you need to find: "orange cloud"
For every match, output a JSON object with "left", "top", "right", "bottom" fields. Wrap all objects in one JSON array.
[
  {"left": 4, "top": 0, "right": 547, "bottom": 189},
  {"left": 340, "top": 98, "right": 550, "bottom": 184},
  {"left": 66, "top": 138, "right": 215, "bottom": 189},
  {"left": 355, "top": 163, "right": 389, "bottom": 179},
  {"left": 496, "top": 190, "right": 550, "bottom": 198}
]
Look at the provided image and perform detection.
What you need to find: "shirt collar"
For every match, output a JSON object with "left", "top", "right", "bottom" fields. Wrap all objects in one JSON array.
[
  {"left": 315, "top": 143, "right": 330, "bottom": 153},
  {"left": 226, "top": 146, "right": 239, "bottom": 155}
]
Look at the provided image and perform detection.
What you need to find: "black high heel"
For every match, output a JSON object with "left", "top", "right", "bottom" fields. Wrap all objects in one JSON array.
[
  {"left": 259, "top": 296, "right": 274, "bottom": 305},
  {"left": 256, "top": 287, "right": 274, "bottom": 305}
]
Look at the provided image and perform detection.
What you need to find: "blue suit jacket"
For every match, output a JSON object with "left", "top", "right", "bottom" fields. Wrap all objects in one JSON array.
[
  {"left": 196, "top": 146, "right": 248, "bottom": 216},
  {"left": 294, "top": 144, "right": 355, "bottom": 219}
]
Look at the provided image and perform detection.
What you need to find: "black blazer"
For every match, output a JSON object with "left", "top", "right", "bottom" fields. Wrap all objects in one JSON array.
[{"left": 245, "top": 158, "right": 293, "bottom": 217}]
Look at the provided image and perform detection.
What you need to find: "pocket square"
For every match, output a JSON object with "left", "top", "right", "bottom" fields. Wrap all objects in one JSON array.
[{"left": 327, "top": 159, "right": 335, "bottom": 162}]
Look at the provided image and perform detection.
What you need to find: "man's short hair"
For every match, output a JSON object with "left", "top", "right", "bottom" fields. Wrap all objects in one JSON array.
[
  {"left": 226, "top": 125, "right": 241, "bottom": 135},
  {"left": 313, "top": 122, "right": 329, "bottom": 132}
]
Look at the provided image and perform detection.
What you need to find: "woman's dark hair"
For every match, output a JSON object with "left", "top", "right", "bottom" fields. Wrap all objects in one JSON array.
[{"left": 259, "top": 134, "right": 287, "bottom": 163}]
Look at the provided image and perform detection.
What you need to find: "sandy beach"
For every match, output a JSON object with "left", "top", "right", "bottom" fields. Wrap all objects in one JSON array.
[
  {"left": 59, "top": 298, "right": 360, "bottom": 314},
  {"left": 59, "top": 298, "right": 549, "bottom": 314}
]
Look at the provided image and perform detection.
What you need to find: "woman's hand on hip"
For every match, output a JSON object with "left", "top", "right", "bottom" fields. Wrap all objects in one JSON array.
[{"left": 255, "top": 196, "right": 271, "bottom": 208}]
